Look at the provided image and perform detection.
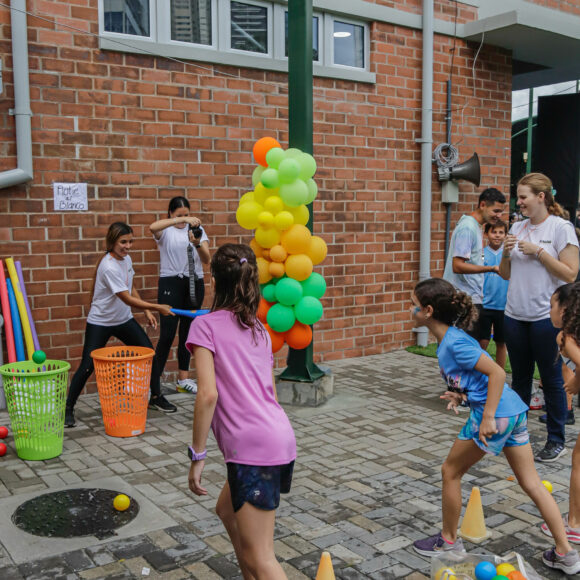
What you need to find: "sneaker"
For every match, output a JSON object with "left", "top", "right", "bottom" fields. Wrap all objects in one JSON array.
[
  {"left": 541, "top": 515, "right": 580, "bottom": 543},
  {"left": 148, "top": 395, "right": 177, "bottom": 413},
  {"left": 543, "top": 547, "right": 580, "bottom": 575},
  {"left": 64, "top": 406, "right": 76, "bottom": 428},
  {"left": 539, "top": 411, "right": 575, "bottom": 425},
  {"left": 177, "top": 379, "right": 197, "bottom": 394},
  {"left": 536, "top": 440, "right": 567, "bottom": 462},
  {"left": 413, "top": 533, "right": 466, "bottom": 557},
  {"left": 530, "top": 391, "right": 545, "bottom": 410}
]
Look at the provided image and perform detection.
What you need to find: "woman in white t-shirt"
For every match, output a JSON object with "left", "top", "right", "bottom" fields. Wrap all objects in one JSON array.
[
  {"left": 149, "top": 197, "right": 210, "bottom": 393},
  {"left": 499, "top": 173, "right": 579, "bottom": 462},
  {"left": 65, "top": 222, "right": 176, "bottom": 428}
]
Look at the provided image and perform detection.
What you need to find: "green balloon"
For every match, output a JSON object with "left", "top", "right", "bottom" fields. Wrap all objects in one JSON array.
[
  {"left": 252, "top": 165, "right": 265, "bottom": 186},
  {"left": 279, "top": 180, "right": 308, "bottom": 207},
  {"left": 285, "top": 148, "right": 303, "bottom": 159},
  {"left": 305, "top": 178, "right": 318, "bottom": 204},
  {"left": 265, "top": 147, "right": 285, "bottom": 169},
  {"left": 262, "top": 283, "right": 277, "bottom": 303},
  {"left": 298, "top": 153, "right": 317, "bottom": 180},
  {"left": 275, "top": 278, "right": 303, "bottom": 306},
  {"left": 278, "top": 159, "right": 300, "bottom": 184},
  {"left": 294, "top": 296, "right": 323, "bottom": 325},
  {"left": 301, "top": 273, "right": 326, "bottom": 299},
  {"left": 267, "top": 303, "right": 296, "bottom": 333},
  {"left": 261, "top": 168, "right": 279, "bottom": 189}
]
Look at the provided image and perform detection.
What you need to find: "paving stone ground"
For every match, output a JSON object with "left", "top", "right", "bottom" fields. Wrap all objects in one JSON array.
[{"left": 0, "top": 350, "right": 575, "bottom": 579}]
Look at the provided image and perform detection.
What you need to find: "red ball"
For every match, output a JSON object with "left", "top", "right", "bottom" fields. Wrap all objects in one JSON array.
[
  {"left": 0, "top": 442, "right": 7, "bottom": 457},
  {"left": 0, "top": 426, "right": 7, "bottom": 439}
]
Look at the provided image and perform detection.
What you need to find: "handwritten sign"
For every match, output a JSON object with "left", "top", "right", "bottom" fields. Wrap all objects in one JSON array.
[{"left": 53, "top": 183, "right": 88, "bottom": 211}]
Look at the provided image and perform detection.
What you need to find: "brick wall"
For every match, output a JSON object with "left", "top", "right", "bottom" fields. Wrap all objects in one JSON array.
[{"left": 0, "top": 0, "right": 512, "bottom": 390}]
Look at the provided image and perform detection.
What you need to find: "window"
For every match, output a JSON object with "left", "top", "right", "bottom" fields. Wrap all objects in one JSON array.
[
  {"left": 333, "top": 20, "right": 364, "bottom": 68},
  {"left": 230, "top": 1, "right": 268, "bottom": 54},
  {"left": 171, "top": 0, "right": 212, "bottom": 46},
  {"left": 284, "top": 13, "right": 319, "bottom": 62},
  {"left": 104, "top": 0, "right": 150, "bottom": 36}
]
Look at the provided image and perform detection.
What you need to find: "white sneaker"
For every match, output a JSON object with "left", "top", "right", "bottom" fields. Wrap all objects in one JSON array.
[{"left": 177, "top": 379, "right": 197, "bottom": 394}]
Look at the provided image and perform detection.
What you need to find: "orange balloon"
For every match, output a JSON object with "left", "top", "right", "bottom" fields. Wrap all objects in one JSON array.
[
  {"left": 270, "top": 244, "right": 288, "bottom": 263},
  {"left": 250, "top": 238, "right": 263, "bottom": 258},
  {"left": 307, "top": 236, "right": 327, "bottom": 265},
  {"left": 257, "top": 257, "right": 272, "bottom": 284},
  {"left": 253, "top": 137, "right": 282, "bottom": 167},
  {"left": 280, "top": 224, "right": 312, "bottom": 254},
  {"left": 257, "top": 298, "right": 271, "bottom": 323},
  {"left": 262, "top": 249, "right": 270, "bottom": 260},
  {"left": 285, "top": 253, "right": 313, "bottom": 281},
  {"left": 269, "top": 261, "right": 285, "bottom": 278},
  {"left": 265, "top": 323, "right": 285, "bottom": 353},
  {"left": 507, "top": 572, "right": 526, "bottom": 580},
  {"left": 285, "top": 322, "right": 312, "bottom": 350}
]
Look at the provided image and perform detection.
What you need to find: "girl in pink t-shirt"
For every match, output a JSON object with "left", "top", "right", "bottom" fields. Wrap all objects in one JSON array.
[{"left": 186, "top": 243, "right": 296, "bottom": 580}]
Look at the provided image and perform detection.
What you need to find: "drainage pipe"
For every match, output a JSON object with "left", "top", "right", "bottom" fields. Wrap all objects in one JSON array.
[{"left": 0, "top": 0, "right": 33, "bottom": 189}]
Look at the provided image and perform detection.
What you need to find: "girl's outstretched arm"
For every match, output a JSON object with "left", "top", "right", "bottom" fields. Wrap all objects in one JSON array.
[
  {"left": 189, "top": 346, "right": 218, "bottom": 496},
  {"left": 116, "top": 288, "right": 174, "bottom": 319},
  {"left": 474, "top": 354, "right": 505, "bottom": 446},
  {"left": 562, "top": 336, "right": 580, "bottom": 396}
]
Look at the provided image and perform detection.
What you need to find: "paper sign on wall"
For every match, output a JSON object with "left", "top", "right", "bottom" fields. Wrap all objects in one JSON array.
[{"left": 53, "top": 183, "right": 88, "bottom": 211}]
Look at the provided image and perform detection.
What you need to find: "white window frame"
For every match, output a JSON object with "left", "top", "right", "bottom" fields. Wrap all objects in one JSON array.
[
  {"left": 99, "top": 0, "right": 156, "bottom": 43},
  {"left": 326, "top": 13, "right": 369, "bottom": 72},
  {"left": 158, "top": 0, "right": 218, "bottom": 50},
  {"left": 224, "top": 0, "right": 272, "bottom": 58}
]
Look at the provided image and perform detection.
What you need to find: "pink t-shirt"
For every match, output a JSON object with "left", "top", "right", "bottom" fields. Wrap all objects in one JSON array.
[{"left": 186, "top": 310, "right": 297, "bottom": 466}]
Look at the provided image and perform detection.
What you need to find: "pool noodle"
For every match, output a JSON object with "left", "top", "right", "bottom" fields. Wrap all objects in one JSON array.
[
  {"left": 6, "top": 279, "right": 25, "bottom": 361},
  {"left": 5, "top": 258, "right": 34, "bottom": 359},
  {"left": 0, "top": 260, "right": 16, "bottom": 362},
  {"left": 170, "top": 309, "right": 210, "bottom": 319},
  {"left": 15, "top": 261, "right": 40, "bottom": 351}
]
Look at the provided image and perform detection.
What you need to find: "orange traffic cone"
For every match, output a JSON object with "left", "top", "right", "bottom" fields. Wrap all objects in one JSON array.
[
  {"left": 459, "top": 486, "right": 492, "bottom": 543},
  {"left": 316, "top": 551, "right": 336, "bottom": 580}
]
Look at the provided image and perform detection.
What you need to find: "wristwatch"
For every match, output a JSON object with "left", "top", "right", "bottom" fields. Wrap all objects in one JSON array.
[{"left": 188, "top": 446, "right": 207, "bottom": 461}]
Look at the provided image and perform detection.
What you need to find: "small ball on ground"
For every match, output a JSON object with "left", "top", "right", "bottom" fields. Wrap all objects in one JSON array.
[
  {"left": 0, "top": 426, "right": 8, "bottom": 439},
  {"left": 0, "top": 442, "right": 7, "bottom": 457},
  {"left": 113, "top": 494, "right": 130, "bottom": 511},
  {"left": 542, "top": 480, "right": 553, "bottom": 493}
]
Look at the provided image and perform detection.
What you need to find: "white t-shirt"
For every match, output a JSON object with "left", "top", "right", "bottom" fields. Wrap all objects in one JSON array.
[
  {"left": 505, "top": 215, "right": 579, "bottom": 321},
  {"left": 155, "top": 225, "right": 208, "bottom": 278},
  {"left": 87, "top": 254, "right": 134, "bottom": 326}
]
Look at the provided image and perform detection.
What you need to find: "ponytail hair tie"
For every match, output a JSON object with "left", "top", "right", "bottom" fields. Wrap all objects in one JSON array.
[
  {"left": 239, "top": 258, "right": 247, "bottom": 264},
  {"left": 552, "top": 188, "right": 557, "bottom": 197}
]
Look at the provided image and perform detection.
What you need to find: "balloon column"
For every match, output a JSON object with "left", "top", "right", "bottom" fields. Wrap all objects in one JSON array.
[{"left": 236, "top": 137, "right": 328, "bottom": 353}]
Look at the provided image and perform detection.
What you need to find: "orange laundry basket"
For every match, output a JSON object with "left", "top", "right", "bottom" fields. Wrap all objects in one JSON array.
[{"left": 91, "top": 346, "right": 154, "bottom": 437}]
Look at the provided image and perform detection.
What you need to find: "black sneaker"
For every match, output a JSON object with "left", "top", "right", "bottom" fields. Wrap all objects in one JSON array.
[
  {"left": 148, "top": 395, "right": 177, "bottom": 413},
  {"left": 64, "top": 406, "right": 76, "bottom": 428},
  {"left": 539, "top": 411, "right": 575, "bottom": 425},
  {"left": 536, "top": 441, "right": 567, "bottom": 462}
]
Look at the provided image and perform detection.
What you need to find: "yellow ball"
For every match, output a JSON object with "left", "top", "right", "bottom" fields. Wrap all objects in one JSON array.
[
  {"left": 239, "top": 191, "right": 255, "bottom": 205},
  {"left": 113, "top": 494, "right": 130, "bottom": 512},
  {"left": 274, "top": 210, "right": 294, "bottom": 232},
  {"left": 270, "top": 244, "right": 288, "bottom": 263},
  {"left": 434, "top": 568, "right": 456, "bottom": 580},
  {"left": 258, "top": 211, "right": 275, "bottom": 228},
  {"left": 264, "top": 195, "right": 284, "bottom": 214},
  {"left": 290, "top": 204, "right": 310, "bottom": 226},
  {"left": 307, "top": 236, "right": 328, "bottom": 265},
  {"left": 236, "top": 201, "right": 263, "bottom": 230},
  {"left": 255, "top": 227, "right": 280, "bottom": 249},
  {"left": 496, "top": 564, "right": 516, "bottom": 576},
  {"left": 269, "top": 261, "right": 285, "bottom": 278},
  {"left": 281, "top": 225, "right": 312, "bottom": 254},
  {"left": 257, "top": 257, "right": 272, "bottom": 284},
  {"left": 542, "top": 480, "right": 553, "bottom": 493},
  {"left": 285, "top": 254, "right": 313, "bottom": 282}
]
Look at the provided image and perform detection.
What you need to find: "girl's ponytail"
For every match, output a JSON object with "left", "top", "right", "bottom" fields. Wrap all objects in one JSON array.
[{"left": 450, "top": 290, "right": 478, "bottom": 331}]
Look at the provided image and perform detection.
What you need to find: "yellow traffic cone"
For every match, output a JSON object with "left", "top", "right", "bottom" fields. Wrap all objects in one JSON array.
[
  {"left": 316, "top": 551, "right": 336, "bottom": 580},
  {"left": 459, "top": 486, "right": 492, "bottom": 543}
]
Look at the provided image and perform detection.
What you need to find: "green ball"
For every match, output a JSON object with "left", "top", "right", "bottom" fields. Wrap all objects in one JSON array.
[
  {"left": 265, "top": 147, "right": 285, "bottom": 169},
  {"left": 301, "top": 273, "right": 326, "bottom": 299},
  {"left": 294, "top": 296, "right": 323, "bottom": 325},
  {"left": 298, "top": 153, "right": 317, "bottom": 180},
  {"left": 262, "top": 283, "right": 277, "bottom": 303},
  {"left": 278, "top": 159, "right": 301, "bottom": 184},
  {"left": 275, "top": 278, "right": 303, "bottom": 306},
  {"left": 279, "top": 180, "right": 308, "bottom": 207},
  {"left": 260, "top": 168, "right": 280, "bottom": 189},
  {"left": 252, "top": 165, "right": 265, "bottom": 186},
  {"left": 32, "top": 350, "right": 46, "bottom": 364},
  {"left": 267, "top": 303, "right": 296, "bottom": 333}
]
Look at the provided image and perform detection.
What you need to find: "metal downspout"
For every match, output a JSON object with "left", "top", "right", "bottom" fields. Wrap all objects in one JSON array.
[
  {"left": 415, "top": 0, "right": 434, "bottom": 347},
  {"left": 0, "top": 0, "right": 33, "bottom": 189}
]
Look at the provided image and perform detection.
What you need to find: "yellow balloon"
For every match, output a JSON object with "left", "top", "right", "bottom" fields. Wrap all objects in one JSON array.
[
  {"left": 113, "top": 494, "right": 131, "bottom": 512},
  {"left": 249, "top": 238, "right": 263, "bottom": 258},
  {"left": 264, "top": 195, "right": 284, "bottom": 214},
  {"left": 236, "top": 201, "right": 263, "bottom": 230},
  {"left": 255, "top": 227, "right": 280, "bottom": 249},
  {"left": 274, "top": 210, "right": 294, "bottom": 231},
  {"left": 254, "top": 183, "right": 277, "bottom": 205},
  {"left": 285, "top": 254, "right": 313, "bottom": 282},
  {"left": 269, "top": 261, "right": 285, "bottom": 278},
  {"left": 307, "top": 236, "right": 328, "bottom": 265},
  {"left": 257, "top": 257, "right": 272, "bottom": 284},
  {"left": 496, "top": 564, "right": 516, "bottom": 576},
  {"left": 281, "top": 224, "right": 312, "bottom": 254},
  {"left": 290, "top": 204, "right": 310, "bottom": 226},
  {"left": 239, "top": 191, "right": 255, "bottom": 205},
  {"left": 258, "top": 211, "right": 275, "bottom": 228},
  {"left": 270, "top": 244, "right": 288, "bottom": 263},
  {"left": 542, "top": 480, "right": 553, "bottom": 493}
]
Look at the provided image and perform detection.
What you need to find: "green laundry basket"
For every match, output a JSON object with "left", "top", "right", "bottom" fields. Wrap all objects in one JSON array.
[{"left": 0, "top": 360, "right": 70, "bottom": 460}]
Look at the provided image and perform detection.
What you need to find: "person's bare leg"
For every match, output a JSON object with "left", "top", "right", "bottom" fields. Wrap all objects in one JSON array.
[
  {"left": 495, "top": 342, "right": 507, "bottom": 370},
  {"left": 568, "top": 434, "right": 580, "bottom": 529}
]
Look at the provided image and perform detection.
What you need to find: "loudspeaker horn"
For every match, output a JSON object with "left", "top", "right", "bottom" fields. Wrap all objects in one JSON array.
[{"left": 450, "top": 153, "right": 481, "bottom": 186}]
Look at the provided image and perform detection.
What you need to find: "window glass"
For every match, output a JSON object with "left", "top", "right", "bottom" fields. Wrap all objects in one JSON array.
[
  {"left": 230, "top": 1, "right": 268, "bottom": 54},
  {"left": 104, "top": 0, "right": 150, "bottom": 36},
  {"left": 171, "top": 0, "right": 212, "bottom": 45},
  {"left": 284, "top": 13, "right": 319, "bottom": 61},
  {"left": 333, "top": 20, "right": 364, "bottom": 68}
]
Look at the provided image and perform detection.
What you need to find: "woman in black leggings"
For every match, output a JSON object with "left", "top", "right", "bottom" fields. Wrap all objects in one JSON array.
[
  {"left": 65, "top": 222, "right": 175, "bottom": 427},
  {"left": 149, "top": 197, "right": 210, "bottom": 393}
]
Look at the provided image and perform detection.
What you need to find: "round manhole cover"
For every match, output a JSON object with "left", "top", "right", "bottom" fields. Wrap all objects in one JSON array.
[{"left": 12, "top": 488, "right": 139, "bottom": 539}]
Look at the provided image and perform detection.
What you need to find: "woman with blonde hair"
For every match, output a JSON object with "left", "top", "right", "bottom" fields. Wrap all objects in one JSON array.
[{"left": 499, "top": 173, "right": 579, "bottom": 462}]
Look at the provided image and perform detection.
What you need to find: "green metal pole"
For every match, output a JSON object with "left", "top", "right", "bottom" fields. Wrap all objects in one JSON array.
[
  {"left": 280, "top": 0, "right": 324, "bottom": 382},
  {"left": 526, "top": 88, "right": 533, "bottom": 174}
]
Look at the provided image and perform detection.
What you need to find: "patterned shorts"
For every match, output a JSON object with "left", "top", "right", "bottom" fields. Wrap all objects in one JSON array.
[
  {"left": 227, "top": 461, "right": 294, "bottom": 513},
  {"left": 458, "top": 408, "right": 529, "bottom": 456}
]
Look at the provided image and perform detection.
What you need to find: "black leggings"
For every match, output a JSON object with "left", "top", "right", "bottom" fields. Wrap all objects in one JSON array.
[
  {"left": 66, "top": 318, "right": 161, "bottom": 408},
  {"left": 154, "top": 276, "right": 205, "bottom": 378}
]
